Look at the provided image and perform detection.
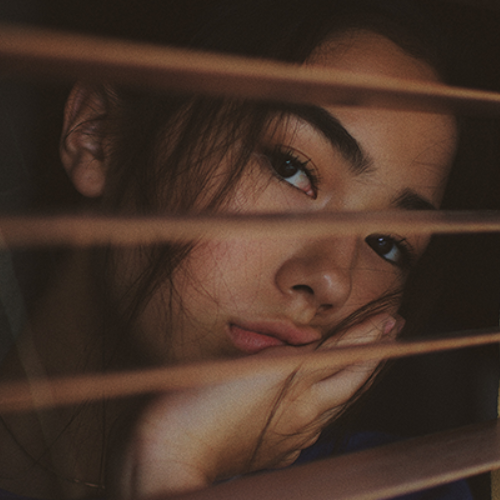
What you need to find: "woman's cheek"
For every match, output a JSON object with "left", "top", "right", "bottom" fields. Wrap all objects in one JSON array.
[{"left": 175, "top": 238, "right": 275, "bottom": 308}]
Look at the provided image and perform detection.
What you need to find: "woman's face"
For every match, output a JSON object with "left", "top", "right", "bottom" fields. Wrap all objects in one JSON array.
[{"left": 129, "top": 32, "right": 457, "bottom": 364}]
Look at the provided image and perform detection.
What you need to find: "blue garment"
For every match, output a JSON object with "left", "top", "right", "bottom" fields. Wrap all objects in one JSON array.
[{"left": 0, "top": 492, "right": 36, "bottom": 500}]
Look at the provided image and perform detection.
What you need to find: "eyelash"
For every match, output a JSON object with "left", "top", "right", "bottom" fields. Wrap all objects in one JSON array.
[
  {"left": 260, "top": 146, "right": 320, "bottom": 199},
  {"left": 259, "top": 146, "right": 416, "bottom": 270},
  {"left": 365, "top": 234, "right": 416, "bottom": 270}
]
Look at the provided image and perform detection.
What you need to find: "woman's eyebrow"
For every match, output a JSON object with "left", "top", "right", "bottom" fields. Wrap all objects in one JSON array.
[
  {"left": 271, "top": 104, "right": 438, "bottom": 211},
  {"left": 273, "top": 103, "right": 373, "bottom": 175}
]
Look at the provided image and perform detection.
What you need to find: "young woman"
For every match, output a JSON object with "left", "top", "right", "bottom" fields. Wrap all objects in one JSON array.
[{"left": 0, "top": 1, "right": 473, "bottom": 498}]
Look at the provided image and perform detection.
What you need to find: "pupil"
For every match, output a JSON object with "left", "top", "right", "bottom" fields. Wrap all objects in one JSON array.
[
  {"left": 376, "top": 237, "right": 393, "bottom": 254},
  {"left": 276, "top": 156, "right": 297, "bottom": 178}
]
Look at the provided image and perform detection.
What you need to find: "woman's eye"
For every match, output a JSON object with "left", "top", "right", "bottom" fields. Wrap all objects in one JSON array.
[
  {"left": 262, "top": 147, "right": 317, "bottom": 198},
  {"left": 365, "top": 234, "right": 414, "bottom": 269}
]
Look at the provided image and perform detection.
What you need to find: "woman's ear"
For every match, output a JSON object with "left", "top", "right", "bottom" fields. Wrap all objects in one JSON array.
[{"left": 60, "top": 83, "right": 111, "bottom": 198}]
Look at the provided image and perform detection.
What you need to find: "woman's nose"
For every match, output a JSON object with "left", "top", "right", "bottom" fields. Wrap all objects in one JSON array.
[{"left": 275, "top": 237, "right": 358, "bottom": 319}]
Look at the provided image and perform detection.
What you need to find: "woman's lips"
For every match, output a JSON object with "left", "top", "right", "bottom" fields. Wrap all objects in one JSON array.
[
  {"left": 229, "top": 325, "right": 285, "bottom": 354},
  {"left": 228, "top": 322, "right": 321, "bottom": 354}
]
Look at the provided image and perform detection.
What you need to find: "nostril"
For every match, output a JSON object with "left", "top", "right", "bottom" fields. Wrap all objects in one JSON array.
[{"left": 292, "top": 284, "right": 314, "bottom": 295}]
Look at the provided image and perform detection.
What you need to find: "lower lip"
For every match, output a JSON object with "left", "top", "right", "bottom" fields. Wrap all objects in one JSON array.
[{"left": 228, "top": 324, "right": 285, "bottom": 354}]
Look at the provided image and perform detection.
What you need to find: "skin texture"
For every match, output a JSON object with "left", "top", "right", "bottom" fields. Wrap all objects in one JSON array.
[
  {"left": 120, "top": 31, "right": 456, "bottom": 366},
  {"left": 0, "top": 31, "right": 457, "bottom": 500},
  {"left": 110, "top": 32, "right": 457, "bottom": 498}
]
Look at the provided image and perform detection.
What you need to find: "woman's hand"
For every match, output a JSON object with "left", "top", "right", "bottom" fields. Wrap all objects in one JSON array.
[{"left": 116, "top": 313, "right": 401, "bottom": 500}]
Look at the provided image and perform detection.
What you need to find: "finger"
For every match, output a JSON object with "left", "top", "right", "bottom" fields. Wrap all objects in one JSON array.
[
  {"left": 295, "top": 314, "right": 400, "bottom": 383},
  {"left": 309, "top": 315, "right": 404, "bottom": 411},
  {"left": 271, "top": 450, "right": 302, "bottom": 469},
  {"left": 327, "top": 313, "right": 399, "bottom": 348},
  {"left": 312, "top": 357, "right": 382, "bottom": 414}
]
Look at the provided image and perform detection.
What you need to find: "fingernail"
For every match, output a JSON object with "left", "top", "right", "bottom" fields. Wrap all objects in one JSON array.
[{"left": 383, "top": 316, "right": 397, "bottom": 336}]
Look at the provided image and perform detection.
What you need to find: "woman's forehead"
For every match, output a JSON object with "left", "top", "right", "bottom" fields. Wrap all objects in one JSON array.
[
  {"left": 304, "top": 30, "right": 457, "bottom": 208},
  {"left": 308, "top": 29, "right": 441, "bottom": 83}
]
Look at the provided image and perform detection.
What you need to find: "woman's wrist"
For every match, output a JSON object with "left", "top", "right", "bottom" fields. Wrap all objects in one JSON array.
[{"left": 118, "top": 437, "right": 213, "bottom": 500}]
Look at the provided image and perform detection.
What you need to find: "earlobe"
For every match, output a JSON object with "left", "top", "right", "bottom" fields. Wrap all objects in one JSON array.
[{"left": 60, "top": 83, "right": 110, "bottom": 198}]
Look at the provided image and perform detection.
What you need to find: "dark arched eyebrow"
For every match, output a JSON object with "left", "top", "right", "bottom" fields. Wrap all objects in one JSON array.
[
  {"left": 271, "top": 103, "right": 438, "bottom": 212},
  {"left": 271, "top": 103, "right": 373, "bottom": 175}
]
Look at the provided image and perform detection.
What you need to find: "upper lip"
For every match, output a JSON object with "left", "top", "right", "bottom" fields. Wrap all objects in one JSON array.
[{"left": 231, "top": 319, "right": 322, "bottom": 346}]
